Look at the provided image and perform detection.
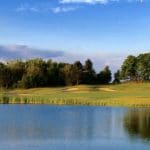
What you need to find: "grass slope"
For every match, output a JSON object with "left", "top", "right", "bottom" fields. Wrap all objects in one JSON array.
[{"left": 0, "top": 83, "right": 150, "bottom": 107}]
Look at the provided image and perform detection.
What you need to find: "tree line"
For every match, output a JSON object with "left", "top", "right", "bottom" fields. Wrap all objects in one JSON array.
[
  {"left": 0, "top": 59, "right": 112, "bottom": 88},
  {"left": 120, "top": 53, "right": 150, "bottom": 82},
  {"left": 0, "top": 52, "right": 149, "bottom": 89}
]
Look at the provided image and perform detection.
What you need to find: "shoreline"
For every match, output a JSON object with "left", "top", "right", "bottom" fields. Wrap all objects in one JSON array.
[{"left": 1, "top": 98, "right": 150, "bottom": 107}]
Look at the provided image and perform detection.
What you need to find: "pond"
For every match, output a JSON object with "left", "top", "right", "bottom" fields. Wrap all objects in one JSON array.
[{"left": 0, "top": 105, "right": 150, "bottom": 150}]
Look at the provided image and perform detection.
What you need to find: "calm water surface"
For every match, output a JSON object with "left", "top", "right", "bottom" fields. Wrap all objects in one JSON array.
[{"left": 0, "top": 105, "right": 150, "bottom": 150}]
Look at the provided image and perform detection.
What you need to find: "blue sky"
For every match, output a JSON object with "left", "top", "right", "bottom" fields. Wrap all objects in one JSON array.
[{"left": 0, "top": 0, "right": 150, "bottom": 71}]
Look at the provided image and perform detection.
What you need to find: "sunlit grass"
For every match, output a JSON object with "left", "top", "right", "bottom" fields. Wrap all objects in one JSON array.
[{"left": 0, "top": 83, "right": 150, "bottom": 107}]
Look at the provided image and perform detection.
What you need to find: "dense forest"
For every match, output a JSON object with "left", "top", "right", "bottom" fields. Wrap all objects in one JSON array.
[{"left": 0, "top": 53, "right": 149, "bottom": 89}]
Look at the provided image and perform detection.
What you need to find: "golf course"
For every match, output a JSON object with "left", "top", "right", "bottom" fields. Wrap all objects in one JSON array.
[{"left": 0, "top": 82, "right": 150, "bottom": 107}]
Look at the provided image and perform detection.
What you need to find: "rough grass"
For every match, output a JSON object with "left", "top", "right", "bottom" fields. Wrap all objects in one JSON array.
[{"left": 0, "top": 83, "right": 150, "bottom": 107}]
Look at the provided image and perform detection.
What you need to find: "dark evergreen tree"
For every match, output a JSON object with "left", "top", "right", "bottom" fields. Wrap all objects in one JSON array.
[
  {"left": 97, "top": 66, "right": 112, "bottom": 84},
  {"left": 82, "top": 59, "right": 96, "bottom": 84},
  {"left": 113, "top": 70, "right": 121, "bottom": 84},
  {"left": 6, "top": 60, "right": 25, "bottom": 87},
  {"left": 73, "top": 61, "right": 83, "bottom": 85}
]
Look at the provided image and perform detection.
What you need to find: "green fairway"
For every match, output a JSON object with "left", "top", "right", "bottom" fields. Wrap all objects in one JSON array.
[{"left": 0, "top": 83, "right": 150, "bottom": 107}]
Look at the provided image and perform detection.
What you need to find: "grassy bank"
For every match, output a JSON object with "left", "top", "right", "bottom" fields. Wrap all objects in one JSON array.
[{"left": 0, "top": 83, "right": 150, "bottom": 107}]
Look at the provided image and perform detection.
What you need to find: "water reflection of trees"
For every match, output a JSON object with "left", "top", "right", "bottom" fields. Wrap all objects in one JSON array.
[{"left": 124, "top": 109, "right": 150, "bottom": 140}]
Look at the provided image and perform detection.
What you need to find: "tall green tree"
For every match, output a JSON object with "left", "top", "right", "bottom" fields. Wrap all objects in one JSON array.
[
  {"left": 6, "top": 60, "right": 25, "bottom": 87},
  {"left": 21, "top": 58, "right": 47, "bottom": 88},
  {"left": 121, "top": 55, "right": 137, "bottom": 81},
  {"left": 113, "top": 70, "right": 121, "bottom": 84},
  {"left": 0, "top": 62, "right": 7, "bottom": 88},
  {"left": 47, "top": 61, "right": 65, "bottom": 86},
  {"left": 97, "top": 66, "right": 112, "bottom": 84},
  {"left": 73, "top": 61, "right": 83, "bottom": 85},
  {"left": 137, "top": 53, "right": 150, "bottom": 81},
  {"left": 82, "top": 59, "right": 96, "bottom": 84},
  {"left": 84, "top": 59, "right": 93, "bottom": 71},
  {"left": 62, "top": 64, "right": 74, "bottom": 85}
]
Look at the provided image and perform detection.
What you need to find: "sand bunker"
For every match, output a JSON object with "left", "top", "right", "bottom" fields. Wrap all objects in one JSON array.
[
  {"left": 65, "top": 88, "right": 79, "bottom": 91},
  {"left": 65, "top": 87, "right": 116, "bottom": 92},
  {"left": 99, "top": 88, "right": 116, "bottom": 92}
]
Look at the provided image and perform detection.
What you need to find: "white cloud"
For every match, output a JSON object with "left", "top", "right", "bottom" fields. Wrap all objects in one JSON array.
[
  {"left": 60, "top": 0, "right": 144, "bottom": 4},
  {"left": 16, "top": 4, "right": 39, "bottom": 12},
  {"left": 16, "top": 3, "right": 80, "bottom": 14},
  {"left": 15, "top": 0, "right": 145, "bottom": 14},
  {"left": 51, "top": 6, "right": 79, "bottom": 13},
  {"left": 60, "top": 0, "right": 109, "bottom": 4}
]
